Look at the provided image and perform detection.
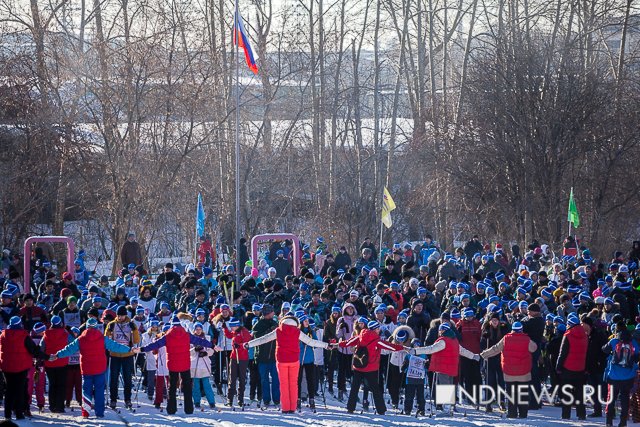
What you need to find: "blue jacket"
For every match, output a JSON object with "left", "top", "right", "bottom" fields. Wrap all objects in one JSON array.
[
  {"left": 603, "top": 337, "right": 640, "bottom": 382},
  {"left": 57, "top": 333, "right": 129, "bottom": 358},
  {"left": 299, "top": 327, "right": 316, "bottom": 365}
]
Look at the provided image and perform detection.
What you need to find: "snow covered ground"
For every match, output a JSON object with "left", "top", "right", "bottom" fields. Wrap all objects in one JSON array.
[{"left": 12, "top": 383, "right": 632, "bottom": 427}]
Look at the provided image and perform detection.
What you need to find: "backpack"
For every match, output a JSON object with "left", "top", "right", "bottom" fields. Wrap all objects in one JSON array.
[
  {"left": 612, "top": 341, "right": 636, "bottom": 368},
  {"left": 352, "top": 345, "right": 369, "bottom": 369}
]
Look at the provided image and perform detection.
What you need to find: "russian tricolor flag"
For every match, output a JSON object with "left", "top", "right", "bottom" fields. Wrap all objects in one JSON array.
[{"left": 233, "top": 10, "right": 258, "bottom": 75}]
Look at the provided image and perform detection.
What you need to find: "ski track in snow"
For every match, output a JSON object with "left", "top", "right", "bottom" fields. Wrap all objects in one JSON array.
[{"left": 14, "top": 385, "right": 636, "bottom": 427}]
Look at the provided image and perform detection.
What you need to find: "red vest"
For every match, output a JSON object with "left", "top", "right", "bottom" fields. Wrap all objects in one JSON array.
[
  {"left": 562, "top": 325, "right": 587, "bottom": 372},
  {"left": 501, "top": 332, "right": 531, "bottom": 376},
  {"left": 78, "top": 328, "right": 107, "bottom": 375},
  {"left": 275, "top": 324, "right": 301, "bottom": 363},
  {"left": 429, "top": 336, "right": 459, "bottom": 377},
  {"left": 458, "top": 318, "right": 482, "bottom": 354},
  {"left": 165, "top": 326, "right": 191, "bottom": 372},
  {"left": 0, "top": 329, "right": 33, "bottom": 373},
  {"left": 43, "top": 327, "right": 70, "bottom": 368}
]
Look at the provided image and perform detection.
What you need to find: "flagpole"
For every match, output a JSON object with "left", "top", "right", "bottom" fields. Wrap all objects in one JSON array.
[{"left": 234, "top": 0, "right": 242, "bottom": 292}]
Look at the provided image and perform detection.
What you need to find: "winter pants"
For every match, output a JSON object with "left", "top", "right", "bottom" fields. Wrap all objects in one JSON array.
[
  {"left": 193, "top": 377, "right": 216, "bottom": 406},
  {"left": 109, "top": 356, "right": 134, "bottom": 403},
  {"left": 228, "top": 359, "right": 248, "bottom": 405},
  {"left": 529, "top": 348, "right": 542, "bottom": 409},
  {"left": 168, "top": 370, "right": 193, "bottom": 415},
  {"left": 459, "top": 358, "right": 481, "bottom": 400},
  {"left": 45, "top": 366, "right": 68, "bottom": 412},
  {"left": 387, "top": 365, "right": 404, "bottom": 406},
  {"left": 214, "top": 350, "right": 231, "bottom": 390},
  {"left": 249, "top": 360, "right": 262, "bottom": 401},
  {"left": 337, "top": 353, "right": 352, "bottom": 392},
  {"left": 587, "top": 370, "right": 605, "bottom": 415},
  {"left": 276, "top": 361, "right": 299, "bottom": 412},
  {"left": 378, "top": 354, "right": 389, "bottom": 387},
  {"left": 146, "top": 369, "right": 156, "bottom": 398},
  {"left": 3, "top": 370, "right": 28, "bottom": 419},
  {"left": 505, "top": 381, "right": 528, "bottom": 418},
  {"left": 65, "top": 364, "right": 82, "bottom": 406},
  {"left": 154, "top": 375, "right": 168, "bottom": 405},
  {"left": 560, "top": 375, "right": 586, "bottom": 419},
  {"left": 606, "top": 379, "right": 634, "bottom": 426},
  {"left": 485, "top": 357, "right": 504, "bottom": 407},
  {"left": 298, "top": 363, "right": 315, "bottom": 399},
  {"left": 258, "top": 362, "right": 280, "bottom": 405},
  {"left": 82, "top": 372, "right": 106, "bottom": 417},
  {"left": 404, "top": 382, "right": 426, "bottom": 414},
  {"left": 324, "top": 349, "right": 338, "bottom": 392},
  {"left": 347, "top": 370, "right": 386, "bottom": 415},
  {"left": 27, "top": 366, "right": 45, "bottom": 408}
]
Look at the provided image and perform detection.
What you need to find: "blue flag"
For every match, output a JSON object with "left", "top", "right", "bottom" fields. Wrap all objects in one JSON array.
[{"left": 196, "top": 193, "right": 205, "bottom": 237}]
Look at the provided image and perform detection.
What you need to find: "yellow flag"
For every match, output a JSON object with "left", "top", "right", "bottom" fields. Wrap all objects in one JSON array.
[{"left": 381, "top": 186, "right": 396, "bottom": 228}]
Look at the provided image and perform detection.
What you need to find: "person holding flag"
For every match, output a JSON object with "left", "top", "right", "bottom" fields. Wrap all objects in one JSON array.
[{"left": 564, "top": 188, "right": 580, "bottom": 257}]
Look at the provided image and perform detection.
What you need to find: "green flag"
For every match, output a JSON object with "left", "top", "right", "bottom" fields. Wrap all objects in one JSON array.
[{"left": 568, "top": 187, "right": 579, "bottom": 228}]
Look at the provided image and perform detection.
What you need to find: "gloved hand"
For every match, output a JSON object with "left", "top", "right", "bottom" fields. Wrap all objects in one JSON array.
[
  {"left": 194, "top": 345, "right": 204, "bottom": 352},
  {"left": 198, "top": 350, "right": 208, "bottom": 358}
]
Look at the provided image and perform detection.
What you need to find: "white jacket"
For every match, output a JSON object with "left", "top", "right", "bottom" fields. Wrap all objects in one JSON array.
[
  {"left": 141, "top": 331, "right": 160, "bottom": 371},
  {"left": 190, "top": 345, "right": 214, "bottom": 378}
]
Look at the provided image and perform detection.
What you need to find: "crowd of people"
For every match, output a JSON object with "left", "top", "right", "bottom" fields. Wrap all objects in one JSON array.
[{"left": 0, "top": 235, "right": 639, "bottom": 427}]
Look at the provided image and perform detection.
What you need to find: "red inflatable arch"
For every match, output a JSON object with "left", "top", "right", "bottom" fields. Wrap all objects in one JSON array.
[
  {"left": 250, "top": 233, "right": 300, "bottom": 276},
  {"left": 24, "top": 236, "right": 75, "bottom": 293}
]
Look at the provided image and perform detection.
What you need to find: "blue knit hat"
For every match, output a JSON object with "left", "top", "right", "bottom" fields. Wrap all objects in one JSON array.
[
  {"left": 252, "top": 304, "right": 263, "bottom": 312},
  {"left": 193, "top": 322, "right": 203, "bottom": 330},
  {"left": 51, "top": 315, "right": 62, "bottom": 326},
  {"left": 195, "top": 308, "right": 206, "bottom": 317},
  {"left": 171, "top": 315, "right": 181, "bottom": 325},
  {"left": 604, "top": 297, "right": 614, "bottom": 305},
  {"left": 357, "top": 316, "right": 368, "bottom": 324},
  {"left": 519, "top": 301, "right": 528, "bottom": 310},
  {"left": 439, "top": 323, "right": 451, "bottom": 332},
  {"left": 463, "top": 308, "right": 475, "bottom": 318},
  {"left": 367, "top": 320, "right": 380, "bottom": 330},
  {"left": 545, "top": 314, "right": 555, "bottom": 322},
  {"left": 331, "top": 305, "right": 341, "bottom": 313},
  {"left": 450, "top": 309, "right": 461, "bottom": 319},
  {"left": 541, "top": 288, "right": 553, "bottom": 298},
  {"left": 32, "top": 322, "right": 46, "bottom": 334},
  {"left": 512, "top": 321, "right": 523, "bottom": 331},
  {"left": 0, "top": 290, "right": 12, "bottom": 299},
  {"left": 87, "top": 318, "right": 98, "bottom": 328},
  {"left": 567, "top": 313, "right": 580, "bottom": 326},
  {"left": 228, "top": 318, "right": 241, "bottom": 328},
  {"left": 396, "top": 330, "right": 408, "bottom": 341}
]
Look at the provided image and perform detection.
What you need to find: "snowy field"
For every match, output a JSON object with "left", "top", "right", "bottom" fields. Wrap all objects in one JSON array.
[{"left": 13, "top": 385, "right": 636, "bottom": 427}]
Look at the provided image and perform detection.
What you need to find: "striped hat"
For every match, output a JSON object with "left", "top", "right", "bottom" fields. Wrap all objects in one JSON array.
[
  {"left": 512, "top": 321, "right": 523, "bottom": 331},
  {"left": 228, "top": 318, "right": 241, "bottom": 328},
  {"left": 439, "top": 323, "right": 451, "bottom": 332},
  {"left": 357, "top": 316, "right": 369, "bottom": 325},
  {"left": 87, "top": 318, "right": 99, "bottom": 328},
  {"left": 567, "top": 313, "right": 580, "bottom": 326},
  {"left": 367, "top": 320, "right": 380, "bottom": 330},
  {"left": 51, "top": 315, "right": 63, "bottom": 326},
  {"left": 519, "top": 301, "right": 528, "bottom": 310},
  {"left": 463, "top": 308, "right": 475, "bottom": 318},
  {"left": 195, "top": 308, "right": 206, "bottom": 317},
  {"left": 32, "top": 322, "right": 46, "bottom": 334},
  {"left": 396, "top": 330, "right": 408, "bottom": 341},
  {"left": 541, "top": 288, "right": 553, "bottom": 298},
  {"left": 193, "top": 322, "right": 203, "bottom": 330}
]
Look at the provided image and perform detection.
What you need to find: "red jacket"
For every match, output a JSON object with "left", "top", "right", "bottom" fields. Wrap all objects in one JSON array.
[
  {"left": 429, "top": 336, "right": 459, "bottom": 377},
  {"left": 562, "top": 325, "right": 587, "bottom": 372},
  {"left": 275, "top": 323, "right": 302, "bottom": 363},
  {"left": 43, "top": 327, "right": 70, "bottom": 368},
  {"left": 340, "top": 329, "right": 403, "bottom": 372},
  {"left": 164, "top": 326, "right": 191, "bottom": 372},
  {"left": 501, "top": 332, "right": 531, "bottom": 376},
  {"left": 0, "top": 329, "right": 33, "bottom": 373},
  {"left": 385, "top": 290, "right": 404, "bottom": 310},
  {"left": 78, "top": 328, "right": 107, "bottom": 375},
  {"left": 457, "top": 318, "right": 482, "bottom": 354},
  {"left": 224, "top": 327, "right": 251, "bottom": 361}
]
